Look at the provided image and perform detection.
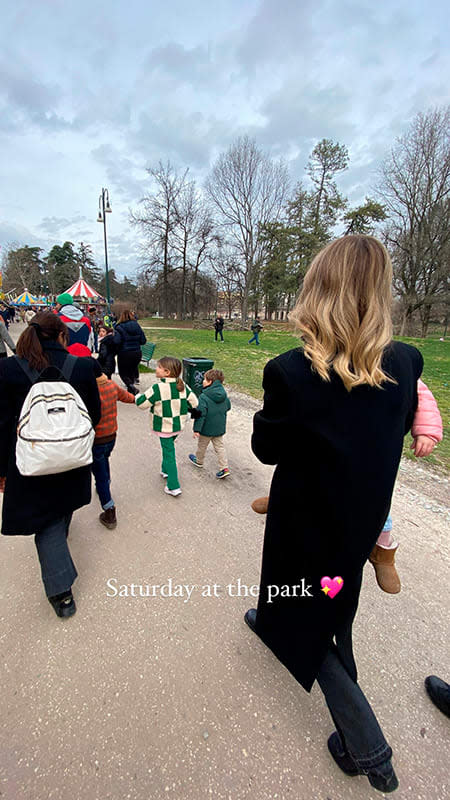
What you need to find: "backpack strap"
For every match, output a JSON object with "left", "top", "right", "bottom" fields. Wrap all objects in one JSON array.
[
  {"left": 14, "top": 356, "right": 40, "bottom": 385},
  {"left": 59, "top": 354, "right": 78, "bottom": 383},
  {"left": 14, "top": 353, "right": 78, "bottom": 385}
]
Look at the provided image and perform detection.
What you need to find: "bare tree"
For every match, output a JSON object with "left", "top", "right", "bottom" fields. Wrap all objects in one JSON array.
[
  {"left": 130, "top": 161, "right": 188, "bottom": 318},
  {"left": 172, "top": 182, "right": 218, "bottom": 318},
  {"left": 376, "top": 107, "right": 450, "bottom": 336},
  {"left": 208, "top": 243, "right": 242, "bottom": 319},
  {"left": 206, "top": 136, "right": 289, "bottom": 323}
]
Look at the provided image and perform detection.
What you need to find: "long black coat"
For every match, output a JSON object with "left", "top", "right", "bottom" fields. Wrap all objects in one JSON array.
[
  {"left": 251, "top": 342, "right": 423, "bottom": 692},
  {"left": 0, "top": 342, "right": 101, "bottom": 535},
  {"left": 97, "top": 333, "right": 117, "bottom": 377}
]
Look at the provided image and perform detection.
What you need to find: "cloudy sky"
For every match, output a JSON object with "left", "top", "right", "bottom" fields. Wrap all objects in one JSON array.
[{"left": 1, "top": 0, "right": 448, "bottom": 281}]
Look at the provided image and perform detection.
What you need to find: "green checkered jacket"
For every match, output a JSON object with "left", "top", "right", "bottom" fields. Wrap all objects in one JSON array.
[{"left": 135, "top": 377, "right": 198, "bottom": 433}]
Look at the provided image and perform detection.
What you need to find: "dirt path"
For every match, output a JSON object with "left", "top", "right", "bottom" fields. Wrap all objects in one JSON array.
[{"left": 0, "top": 331, "right": 448, "bottom": 800}]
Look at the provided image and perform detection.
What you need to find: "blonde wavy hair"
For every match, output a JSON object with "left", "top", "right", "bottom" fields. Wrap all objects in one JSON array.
[{"left": 290, "top": 235, "right": 394, "bottom": 391}]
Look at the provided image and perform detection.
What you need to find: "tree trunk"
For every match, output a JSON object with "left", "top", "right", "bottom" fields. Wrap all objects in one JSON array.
[
  {"left": 399, "top": 307, "right": 409, "bottom": 337},
  {"left": 163, "top": 227, "right": 169, "bottom": 319},
  {"left": 420, "top": 304, "right": 432, "bottom": 338}
]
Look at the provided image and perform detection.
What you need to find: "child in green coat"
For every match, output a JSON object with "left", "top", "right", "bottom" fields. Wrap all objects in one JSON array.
[{"left": 188, "top": 369, "right": 231, "bottom": 478}]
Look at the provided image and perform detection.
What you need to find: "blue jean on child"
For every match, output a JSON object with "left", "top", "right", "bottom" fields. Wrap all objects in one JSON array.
[
  {"left": 92, "top": 440, "right": 116, "bottom": 510},
  {"left": 382, "top": 513, "right": 393, "bottom": 532}
]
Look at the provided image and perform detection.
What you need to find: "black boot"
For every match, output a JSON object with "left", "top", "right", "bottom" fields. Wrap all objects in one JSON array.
[
  {"left": 99, "top": 507, "right": 117, "bottom": 529},
  {"left": 328, "top": 732, "right": 398, "bottom": 793},
  {"left": 425, "top": 675, "right": 450, "bottom": 717},
  {"left": 48, "top": 591, "right": 76, "bottom": 618},
  {"left": 244, "top": 608, "right": 257, "bottom": 632}
]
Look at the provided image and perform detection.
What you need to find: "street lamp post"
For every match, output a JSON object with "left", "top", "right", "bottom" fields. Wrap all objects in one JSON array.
[{"left": 97, "top": 188, "right": 112, "bottom": 312}]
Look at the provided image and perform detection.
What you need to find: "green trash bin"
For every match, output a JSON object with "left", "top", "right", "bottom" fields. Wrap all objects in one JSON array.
[{"left": 182, "top": 357, "right": 214, "bottom": 397}]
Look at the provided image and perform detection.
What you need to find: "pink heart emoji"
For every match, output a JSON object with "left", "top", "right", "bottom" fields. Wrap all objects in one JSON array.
[{"left": 320, "top": 576, "right": 344, "bottom": 599}]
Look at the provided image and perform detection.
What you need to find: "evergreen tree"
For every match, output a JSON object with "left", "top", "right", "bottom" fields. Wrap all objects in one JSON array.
[
  {"left": 75, "top": 242, "right": 103, "bottom": 289},
  {"left": 46, "top": 241, "right": 78, "bottom": 295}
]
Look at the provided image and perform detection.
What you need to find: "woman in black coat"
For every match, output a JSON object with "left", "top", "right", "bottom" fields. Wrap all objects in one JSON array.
[
  {"left": 0, "top": 312, "right": 101, "bottom": 618},
  {"left": 246, "top": 236, "right": 423, "bottom": 794},
  {"left": 113, "top": 309, "right": 146, "bottom": 394}
]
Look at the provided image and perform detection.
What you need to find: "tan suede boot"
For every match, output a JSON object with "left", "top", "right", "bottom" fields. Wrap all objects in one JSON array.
[
  {"left": 251, "top": 496, "right": 269, "bottom": 514},
  {"left": 369, "top": 544, "right": 401, "bottom": 594}
]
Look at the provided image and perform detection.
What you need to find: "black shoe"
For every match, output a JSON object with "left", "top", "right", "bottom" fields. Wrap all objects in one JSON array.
[
  {"left": 367, "top": 761, "right": 399, "bottom": 793},
  {"left": 327, "top": 733, "right": 398, "bottom": 793},
  {"left": 99, "top": 507, "right": 117, "bottom": 529},
  {"left": 244, "top": 608, "right": 257, "bottom": 632},
  {"left": 327, "top": 732, "right": 359, "bottom": 776},
  {"left": 425, "top": 675, "right": 450, "bottom": 718},
  {"left": 48, "top": 591, "right": 76, "bottom": 618}
]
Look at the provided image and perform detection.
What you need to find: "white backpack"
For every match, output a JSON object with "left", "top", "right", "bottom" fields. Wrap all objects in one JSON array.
[{"left": 15, "top": 355, "right": 95, "bottom": 476}]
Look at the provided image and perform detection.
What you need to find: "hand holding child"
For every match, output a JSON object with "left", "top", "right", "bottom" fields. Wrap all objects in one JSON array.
[
  {"left": 411, "top": 435, "right": 436, "bottom": 457},
  {"left": 193, "top": 432, "right": 200, "bottom": 439}
]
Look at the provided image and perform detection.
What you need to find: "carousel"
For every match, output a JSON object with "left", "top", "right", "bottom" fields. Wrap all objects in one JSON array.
[
  {"left": 65, "top": 269, "right": 105, "bottom": 309},
  {"left": 12, "top": 290, "right": 48, "bottom": 306}
]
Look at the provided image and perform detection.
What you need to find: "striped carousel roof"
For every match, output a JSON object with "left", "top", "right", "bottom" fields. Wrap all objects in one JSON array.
[
  {"left": 65, "top": 278, "right": 103, "bottom": 300},
  {"left": 13, "top": 290, "right": 41, "bottom": 305}
]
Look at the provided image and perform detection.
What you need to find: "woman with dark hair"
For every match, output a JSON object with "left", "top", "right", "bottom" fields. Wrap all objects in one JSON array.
[
  {"left": 246, "top": 235, "right": 424, "bottom": 794},
  {"left": 0, "top": 313, "right": 101, "bottom": 618},
  {"left": 113, "top": 309, "right": 146, "bottom": 395}
]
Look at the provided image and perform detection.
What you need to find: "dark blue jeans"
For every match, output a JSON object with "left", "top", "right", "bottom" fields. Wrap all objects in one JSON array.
[
  {"left": 248, "top": 332, "right": 260, "bottom": 345},
  {"left": 92, "top": 440, "right": 116, "bottom": 510},
  {"left": 215, "top": 330, "right": 224, "bottom": 341},
  {"left": 317, "top": 646, "right": 392, "bottom": 770},
  {"left": 35, "top": 513, "right": 76, "bottom": 597}
]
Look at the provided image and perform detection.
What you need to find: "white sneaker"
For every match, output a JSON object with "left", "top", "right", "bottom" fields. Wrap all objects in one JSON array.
[
  {"left": 160, "top": 471, "right": 168, "bottom": 478},
  {"left": 164, "top": 486, "right": 182, "bottom": 497}
]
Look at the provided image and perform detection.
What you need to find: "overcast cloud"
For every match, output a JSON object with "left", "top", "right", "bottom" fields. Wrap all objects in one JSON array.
[{"left": 0, "top": 0, "right": 448, "bottom": 279}]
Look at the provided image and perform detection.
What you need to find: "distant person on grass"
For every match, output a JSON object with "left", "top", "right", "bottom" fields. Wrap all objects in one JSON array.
[
  {"left": 245, "top": 235, "right": 426, "bottom": 794},
  {"left": 248, "top": 316, "right": 262, "bottom": 345},
  {"left": 214, "top": 316, "right": 224, "bottom": 341},
  {"left": 189, "top": 369, "right": 231, "bottom": 479},
  {"left": 135, "top": 356, "right": 198, "bottom": 497}
]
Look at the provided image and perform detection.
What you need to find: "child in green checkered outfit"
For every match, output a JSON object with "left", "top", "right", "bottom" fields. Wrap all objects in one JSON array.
[{"left": 135, "top": 356, "right": 199, "bottom": 496}]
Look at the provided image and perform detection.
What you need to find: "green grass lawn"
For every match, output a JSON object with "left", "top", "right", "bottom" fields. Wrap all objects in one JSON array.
[{"left": 140, "top": 325, "right": 449, "bottom": 473}]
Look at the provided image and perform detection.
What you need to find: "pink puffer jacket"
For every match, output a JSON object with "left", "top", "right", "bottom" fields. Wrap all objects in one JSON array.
[{"left": 411, "top": 380, "right": 443, "bottom": 442}]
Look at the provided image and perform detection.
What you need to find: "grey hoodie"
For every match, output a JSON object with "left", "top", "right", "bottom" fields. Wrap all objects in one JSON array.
[
  {"left": 0, "top": 321, "right": 16, "bottom": 355},
  {"left": 58, "top": 304, "right": 94, "bottom": 350}
]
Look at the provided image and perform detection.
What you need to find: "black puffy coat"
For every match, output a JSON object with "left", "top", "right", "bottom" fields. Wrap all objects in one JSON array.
[
  {"left": 251, "top": 342, "right": 423, "bottom": 691},
  {"left": 97, "top": 333, "right": 117, "bottom": 377},
  {"left": 0, "top": 342, "right": 101, "bottom": 535},
  {"left": 113, "top": 320, "right": 146, "bottom": 353}
]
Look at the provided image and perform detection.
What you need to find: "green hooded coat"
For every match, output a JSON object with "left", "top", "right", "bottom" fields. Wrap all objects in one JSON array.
[{"left": 193, "top": 380, "right": 231, "bottom": 437}]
